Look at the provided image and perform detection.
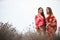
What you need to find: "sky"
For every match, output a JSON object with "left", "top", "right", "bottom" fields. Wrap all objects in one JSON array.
[{"left": 0, "top": 0, "right": 60, "bottom": 33}]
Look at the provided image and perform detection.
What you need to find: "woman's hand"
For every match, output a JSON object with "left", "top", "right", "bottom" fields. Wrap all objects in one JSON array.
[{"left": 39, "top": 25, "right": 43, "bottom": 31}]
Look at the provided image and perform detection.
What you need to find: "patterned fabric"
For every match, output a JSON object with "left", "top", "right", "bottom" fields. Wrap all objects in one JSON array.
[
  {"left": 46, "top": 14, "right": 57, "bottom": 37},
  {"left": 35, "top": 14, "right": 44, "bottom": 31}
]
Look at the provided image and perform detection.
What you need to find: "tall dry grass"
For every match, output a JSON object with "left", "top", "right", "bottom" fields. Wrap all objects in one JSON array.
[{"left": 0, "top": 22, "right": 60, "bottom": 40}]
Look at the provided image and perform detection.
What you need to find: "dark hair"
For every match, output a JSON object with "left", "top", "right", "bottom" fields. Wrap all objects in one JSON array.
[
  {"left": 47, "top": 7, "right": 53, "bottom": 15},
  {"left": 38, "top": 7, "right": 46, "bottom": 31}
]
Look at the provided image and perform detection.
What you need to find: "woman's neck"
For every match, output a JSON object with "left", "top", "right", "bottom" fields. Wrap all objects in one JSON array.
[
  {"left": 48, "top": 14, "right": 52, "bottom": 16},
  {"left": 38, "top": 13, "right": 41, "bottom": 16},
  {"left": 38, "top": 13, "right": 44, "bottom": 19}
]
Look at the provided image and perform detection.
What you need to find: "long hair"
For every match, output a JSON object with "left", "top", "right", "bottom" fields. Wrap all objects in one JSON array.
[
  {"left": 47, "top": 7, "right": 53, "bottom": 15},
  {"left": 38, "top": 7, "right": 46, "bottom": 31}
]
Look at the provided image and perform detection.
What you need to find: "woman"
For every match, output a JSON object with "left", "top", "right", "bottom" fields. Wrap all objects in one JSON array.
[
  {"left": 35, "top": 7, "right": 46, "bottom": 36},
  {"left": 46, "top": 7, "right": 57, "bottom": 40}
]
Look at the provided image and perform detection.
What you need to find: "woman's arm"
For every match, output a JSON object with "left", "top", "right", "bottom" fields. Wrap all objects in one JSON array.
[
  {"left": 51, "top": 18, "right": 57, "bottom": 26},
  {"left": 51, "top": 17, "right": 57, "bottom": 31}
]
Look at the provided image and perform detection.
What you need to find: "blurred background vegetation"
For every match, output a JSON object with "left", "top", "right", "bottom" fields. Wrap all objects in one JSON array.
[{"left": 0, "top": 22, "right": 60, "bottom": 40}]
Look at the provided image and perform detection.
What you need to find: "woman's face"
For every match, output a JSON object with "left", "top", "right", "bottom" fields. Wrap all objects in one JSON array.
[
  {"left": 46, "top": 8, "right": 49, "bottom": 14},
  {"left": 38, "top": 8, "right": 43, "bottom": 14}
]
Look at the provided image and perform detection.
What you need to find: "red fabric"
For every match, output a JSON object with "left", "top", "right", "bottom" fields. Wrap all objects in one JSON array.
[
  {"left": 46, "top": 14, "right": 57, "bottom": 36},
  {"left": 35, "top": 14, "right": 44, "bottom": 31}
]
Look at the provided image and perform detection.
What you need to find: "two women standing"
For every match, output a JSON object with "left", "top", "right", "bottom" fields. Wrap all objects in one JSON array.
[{"left": 35, "top": 7, "right": 57, "bottom": 40}]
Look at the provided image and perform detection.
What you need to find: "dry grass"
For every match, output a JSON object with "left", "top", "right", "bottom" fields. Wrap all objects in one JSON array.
[
  {"left": 0, "top": 22, "right": 22, "bottom": 40},
  {"left": 0, "top": 22, "right": 60, "bottom": 40}
]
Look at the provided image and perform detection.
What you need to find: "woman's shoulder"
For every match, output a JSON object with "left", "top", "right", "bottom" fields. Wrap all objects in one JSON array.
[
  {"left": 51, "top": 14, "right": 55, "bottom": 18},
  {"left": 35, "top": 14, "right": 37, "bottom": 17},
  {"left": 35, "top": 14, "right": 38, "bottom": 19},
  {"left": 35, "top": 14, "right": 39, "bottom": 17},
  {"left": 46, "top": 15, "right": 50, "bottom": 19}
]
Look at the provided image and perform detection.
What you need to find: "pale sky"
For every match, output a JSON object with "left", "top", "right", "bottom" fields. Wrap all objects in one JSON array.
[{"left": 0, "top": 0, "right": 60, "bottom": 33}]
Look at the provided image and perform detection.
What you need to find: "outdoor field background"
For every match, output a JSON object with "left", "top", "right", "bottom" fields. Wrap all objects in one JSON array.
[{"left": 0, "top": 0, "right": 60, "bottom": 34}]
